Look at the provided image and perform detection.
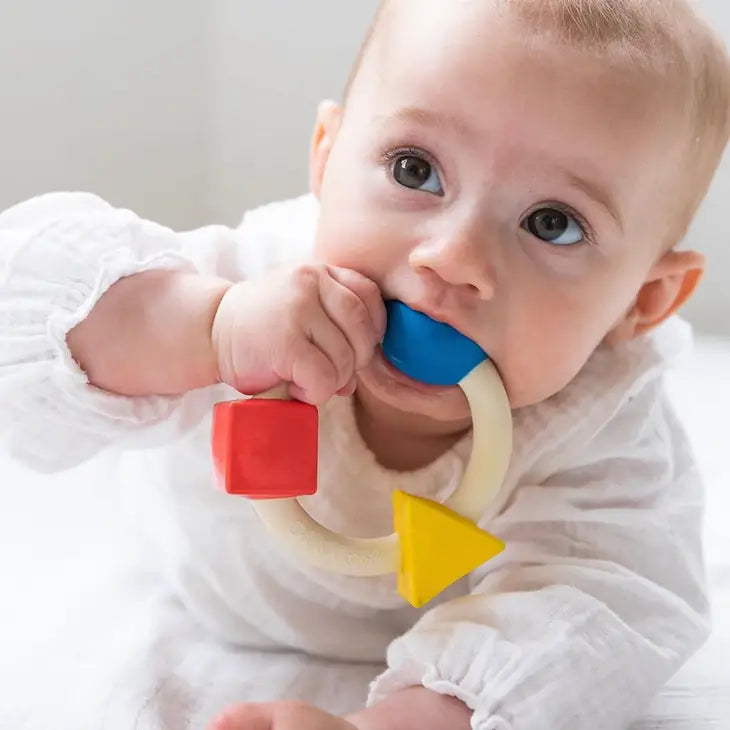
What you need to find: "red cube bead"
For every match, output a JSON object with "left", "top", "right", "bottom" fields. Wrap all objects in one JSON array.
[{"left": 212, "top": 399, "right": 319, "bottom": 499}]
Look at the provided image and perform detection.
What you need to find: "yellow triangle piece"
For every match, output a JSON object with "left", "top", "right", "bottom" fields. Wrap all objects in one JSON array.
[{"left": 393, "top": 490, "right": 505, "bottom": 608}]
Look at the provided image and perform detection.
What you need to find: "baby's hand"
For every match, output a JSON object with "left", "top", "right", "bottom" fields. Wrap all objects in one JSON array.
[
  {"left": 211, "top": 265, "right": 386, "bottom": 405},
  {"left": 207, "top": 700, "right": 359, "bottom": 730}
]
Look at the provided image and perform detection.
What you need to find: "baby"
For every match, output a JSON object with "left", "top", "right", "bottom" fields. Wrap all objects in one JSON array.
[{"left": 2, "top": 0, "right": 729, "bottom": 729}]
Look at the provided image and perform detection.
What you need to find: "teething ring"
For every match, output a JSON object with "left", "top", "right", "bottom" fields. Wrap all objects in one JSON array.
[
  {"left": 251, "top": 359, "right": 510, "bottom": 572},
  {"left": 212, "top": 302, "right": 513, "bottom": 606}
]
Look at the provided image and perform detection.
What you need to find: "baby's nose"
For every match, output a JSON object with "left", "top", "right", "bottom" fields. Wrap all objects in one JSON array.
[{"left": 408, "top": 234, "right": 496, "bottom": 301}]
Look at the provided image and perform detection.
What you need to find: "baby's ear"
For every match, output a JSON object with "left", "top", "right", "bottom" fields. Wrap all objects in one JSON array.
[
  {"left": 309, "top": 100, "right": 343, "bottom": 198},
  {"left": 608, "top": 249, "right": 705, "bottom": 344}
]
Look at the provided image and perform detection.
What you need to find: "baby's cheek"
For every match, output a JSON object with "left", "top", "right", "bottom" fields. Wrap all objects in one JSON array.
[
  {"left": 312, "top": 217, "right": 340, "bottom": 265},
  {"left": 506, "top": 279, "right": 623, "bottom": 406},
  {"left": 314, "top": 214, "right": 368, "bottom": 268},
  {"left": 501, "top": 329, "right": 599, "bottom": 408}
]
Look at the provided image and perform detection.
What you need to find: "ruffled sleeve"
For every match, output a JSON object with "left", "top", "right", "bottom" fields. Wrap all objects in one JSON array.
[{"left": 0, "top": 192, "right": 319, "bottom": 472}]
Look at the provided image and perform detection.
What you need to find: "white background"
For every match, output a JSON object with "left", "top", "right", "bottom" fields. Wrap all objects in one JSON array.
[{"left": 0, "top": 0, "right": 727, "bottom": 333}]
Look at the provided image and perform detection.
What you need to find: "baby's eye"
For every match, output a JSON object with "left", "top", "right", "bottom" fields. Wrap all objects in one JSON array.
[
  {"left": 522, "top": 207, "right": 584, "bottom": 245},
  {"left": 392, "top": 154, "right": 444, "bottom": 196}
]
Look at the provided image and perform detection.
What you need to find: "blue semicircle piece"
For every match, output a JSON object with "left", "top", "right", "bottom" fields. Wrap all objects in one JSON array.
[{"left": 382, "top": 301, "right": 488, "bottom": 386}]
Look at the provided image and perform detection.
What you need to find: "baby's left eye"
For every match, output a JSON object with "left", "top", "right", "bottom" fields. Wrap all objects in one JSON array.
[
  {"left": 521, "top": 207, "right": 584, "bottom": 246},
  {"left": 392, "top": 154, "right": 444, "bottom": 196}
]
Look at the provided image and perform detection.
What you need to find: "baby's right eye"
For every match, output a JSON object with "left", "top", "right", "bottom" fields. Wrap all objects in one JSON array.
[{"left": 391, "top": 153, "right": 444, "bottom": 196}]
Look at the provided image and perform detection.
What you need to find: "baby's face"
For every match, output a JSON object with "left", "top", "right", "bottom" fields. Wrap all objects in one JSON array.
[{"left": 313, "top": 1, "right": 688, "bottom": 426}]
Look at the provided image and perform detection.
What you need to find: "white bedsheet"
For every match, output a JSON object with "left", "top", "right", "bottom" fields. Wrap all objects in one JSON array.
[{"left": 1, "top": 336, "right": 728, "bottom": 730}]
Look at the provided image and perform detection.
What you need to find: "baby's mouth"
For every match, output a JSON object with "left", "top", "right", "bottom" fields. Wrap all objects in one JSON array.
[{"left": 370, "top": 346, "right": 458, "bottom": 396}]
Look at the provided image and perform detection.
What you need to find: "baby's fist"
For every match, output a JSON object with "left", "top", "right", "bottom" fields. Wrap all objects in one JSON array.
[{"left": 212, "top": 264, "right": 386, "bottom": 405}]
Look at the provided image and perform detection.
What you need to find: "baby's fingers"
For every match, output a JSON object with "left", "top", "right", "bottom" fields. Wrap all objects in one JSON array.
[
  {"left": 285, "top": 339, "right": 340, "bottom": 405},
  {"left": 208, "top": 701, "right": 355, "bottom": 730},
  {"left": 207, "top": 702, "right": 272, "bottom": 730},
  {"left": 326, "top": 266, "right": 386, "bottom": 337},
  {"left": 286, "top": 304, "right": 359, "bottom": 403},
  {"left": 320, "top": 268, "right": 385, "bottom": 371}
]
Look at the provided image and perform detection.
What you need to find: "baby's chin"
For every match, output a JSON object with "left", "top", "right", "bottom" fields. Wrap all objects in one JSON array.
[{"left": 355, "top": 349, "right": 473, "bottom": 433}]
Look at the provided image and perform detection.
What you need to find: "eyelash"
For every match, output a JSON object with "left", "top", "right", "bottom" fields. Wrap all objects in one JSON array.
[
  {"left": 379, "top": 145, "right": 596, "bottom": 246},
  {"left": 380, "top": 145, "right": 442, "bottom": 181},
  {"left": 524, "top": 202, "right": 596, "bottom": 247}
]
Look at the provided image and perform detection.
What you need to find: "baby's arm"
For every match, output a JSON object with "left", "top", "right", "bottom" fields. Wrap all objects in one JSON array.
[
  {"left": 0, "top": 192, "right": 210, "bottom": 470},
  {"left": 0, "top": 192, "right": 383, "bottom": 471},
  {"left": 66, "top": 270, "right": 231, "bottom": 397},
  {"left": 69, "top": 261, "right": 385, "bottom": 405}
]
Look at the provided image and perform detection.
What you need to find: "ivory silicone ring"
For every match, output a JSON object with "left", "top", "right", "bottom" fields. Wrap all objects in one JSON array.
[{"left": 251, "top": 356, "right": 512, "bottom": 576}]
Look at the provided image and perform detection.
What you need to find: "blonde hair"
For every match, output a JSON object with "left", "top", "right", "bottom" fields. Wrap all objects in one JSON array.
[
  {"left": 509, "top": 0, "right": 730, "bottom": 238},
  {"left": 348, "top": 0, "right": 730, "bottom": 242}
]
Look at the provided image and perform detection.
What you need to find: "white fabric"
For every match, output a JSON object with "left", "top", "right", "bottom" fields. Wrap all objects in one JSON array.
[
  {"left": 2, "top": 338, "right": 728, "bottom": 730},
  {"left": 0, "top": 193, "right": 717, "bottom": 729}
]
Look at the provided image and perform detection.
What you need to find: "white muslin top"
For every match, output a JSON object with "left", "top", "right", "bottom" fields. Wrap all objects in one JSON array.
[{"left": 0, "top": 192, "right": 709, "bottom": 730}]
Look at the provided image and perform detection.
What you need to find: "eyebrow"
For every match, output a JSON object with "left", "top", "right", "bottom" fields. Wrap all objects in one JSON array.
[
  {"left": 560, "top": 167, "right": 624, "bottom": 233},
  {"left": 379, "top": 106, "right": 624, "bottom": 232},
  {"left": 376, "top": 106, "right": 479, "bottom": 141}
]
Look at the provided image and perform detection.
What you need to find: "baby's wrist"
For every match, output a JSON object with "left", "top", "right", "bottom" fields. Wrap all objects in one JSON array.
[
  {"left": 210, "top": 281, "right": 242, "bottom": 389},
  {"left": 196, "top": 275, "right": 235, "bottom": 387}
]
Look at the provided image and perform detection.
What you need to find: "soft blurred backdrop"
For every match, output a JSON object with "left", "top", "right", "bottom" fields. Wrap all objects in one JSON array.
[{"left": 0, "top": 1, "right": 727, "bottom": 333}]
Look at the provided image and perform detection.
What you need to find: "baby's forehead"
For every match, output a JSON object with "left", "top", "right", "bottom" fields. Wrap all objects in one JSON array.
[
  {"left": 356, "top": 0, "right": 693, "bottom": 149},
  {"left": 364, "top": 0, "right": 690, "bottom": 79},
  {"left": 363, "top": 2, "right": 662, "bottom": 100}
]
